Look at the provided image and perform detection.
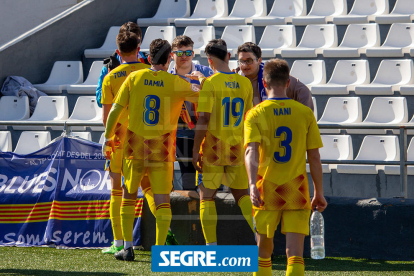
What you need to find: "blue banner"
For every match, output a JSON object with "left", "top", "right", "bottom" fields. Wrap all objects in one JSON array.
[
  {"left": 0, "top": 137, "right": 143, "bottom": 248},
  {"left": 151, "top": 246, "right": 258, "bottom": 272}
]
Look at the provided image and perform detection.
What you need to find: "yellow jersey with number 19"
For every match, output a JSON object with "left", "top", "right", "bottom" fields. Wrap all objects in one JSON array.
[
  {"left": 197, "top": 72, "right": 253, "bottom": 166},
  {"left": 244, "top": 98, "right": 323, "bottom": 211},
  {"left": 114, "top": 68, "right": 199, "bottom": 162}
]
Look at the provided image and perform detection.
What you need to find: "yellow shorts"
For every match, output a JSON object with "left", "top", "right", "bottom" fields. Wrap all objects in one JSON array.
[
  {"left": 196, "top": 165, "right": 248, "bottom": 190},
  {"left": 108, "top": 148, "right": 123, "bottom": 174},
  {"left": 254, "top": 209, "right": 311, "bottom": 238},
  {"left": 122, "top": 159, "right": 173, "bottom": 195}
]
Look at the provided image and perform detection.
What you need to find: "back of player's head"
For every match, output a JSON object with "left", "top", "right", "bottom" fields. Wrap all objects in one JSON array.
[
  {"left": 120, "top": 22, "right": 142, "bottom": 39},
  {"left": 205, "top": 39, "right": 228, "bottom": 61},
  {"left": 172, "top": 35, "right": 194, "bottom": 49},
  {"left": 237, "top": 42, "right": 262, "bottom": 59},
  {"left": 116, "top": 31, "right": 140, "bottom": 56},
  {"left": 263, "top": 59, "right": 290, "bottom": 88},
  {"left": 149, "top": 39, "right": 172, "bottom": 65}
]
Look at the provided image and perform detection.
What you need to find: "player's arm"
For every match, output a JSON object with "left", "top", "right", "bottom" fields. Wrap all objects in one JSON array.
[
  {"left": 101, "top": 74, "right": 114, "bottom": 127},
  {"left": 102, "top": 103, "right": 125, "bottom": 159},
  {"left": 307, "top": 148, "right": 327, "bottom": 212},
  {"left": 102, "top": 104, "right": 112, "bottom": 127},
  {"left": 192, "top": 111, "right": 210, "bottom": 172},
  {"left": 245, "top": 142, "right": 263, "bottom": 208}
]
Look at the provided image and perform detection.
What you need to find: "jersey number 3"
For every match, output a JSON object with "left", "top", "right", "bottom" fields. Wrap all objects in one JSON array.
[
  {"left": 222, "top": 97, "right": 244, "bottom": 127},
  {"left": 143, "top": 95, "right": 160, "bottom": 126},
  {"left": 274, "top": 126, "right": 292, "bottom": 163}
]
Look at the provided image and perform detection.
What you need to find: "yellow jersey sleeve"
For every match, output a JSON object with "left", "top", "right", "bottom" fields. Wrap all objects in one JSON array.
[
  {"left": 175, "top": 76, "right": 199, "bottom": 103},
  {"left": 306, "top": 111, "right": 323, "bottom": 150},
  {"left": 245, "top": 86, "right": 254, "bottom": 113},
  {"left": 114, "top": 74, "right": 131, "bottom": 108},
  {"left": 244, "top": 108, "right": 261, "bottom": 146},
  {"left": 101, "top": 74, "right": 113, "bottom": 105},
  {"left": 197, "top": 78, "right": 214, "bottom": 113}
]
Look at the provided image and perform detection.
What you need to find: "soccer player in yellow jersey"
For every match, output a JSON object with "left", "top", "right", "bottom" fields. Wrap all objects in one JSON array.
[
  {"left": 244, "top": 59, "right": 328, "bottom": 276},
  {"left": 103, "top": 39, "right": 201, "bottom": 260},
  {"left": 100, "top": 30, "right": 151, "bottom": 255},
  {"left": 192, "top": 39, "right": 255, "bottom": 246}
]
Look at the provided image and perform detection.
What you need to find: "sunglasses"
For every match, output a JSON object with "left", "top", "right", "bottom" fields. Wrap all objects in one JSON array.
[
  {"left": 238, "top": 58, "right": 258, "bottom": 66},
  {"left": 173, "top": 50, "right": 193, "bottom": 57}
]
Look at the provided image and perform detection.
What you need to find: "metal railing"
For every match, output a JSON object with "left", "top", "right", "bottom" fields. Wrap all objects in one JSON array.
[{"left": 0, "top": 121, "right": 413, "bottom": 198}]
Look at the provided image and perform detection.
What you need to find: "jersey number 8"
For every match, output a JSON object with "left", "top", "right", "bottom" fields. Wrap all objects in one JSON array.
[{"left": 143, "top": 95, "right": 160, "bottom": 126}]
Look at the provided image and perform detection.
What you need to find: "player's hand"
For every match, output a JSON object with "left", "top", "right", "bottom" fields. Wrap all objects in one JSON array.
[
  {"left": 185, "top": 71, "right": 204, "bottom": 80},
  {"left": 192, "top": 151, "right": 203, "bottom": 173},
  {"left": 102, "top": 137, "right": 115, "bottom": 160},
  {"left": 249, "top": 183, "right": 263, "bottom": 208},
  {"left": 311, "top": 192, "right": 327, "bottom": 212}
]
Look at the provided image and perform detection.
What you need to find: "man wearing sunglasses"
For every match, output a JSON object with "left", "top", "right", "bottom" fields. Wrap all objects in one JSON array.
[
  {"left": 236, "top": 42, "right": 314, "bottom": 110},
  {"left": 169, "top": 35, "right": 214, "bottom": 190}
]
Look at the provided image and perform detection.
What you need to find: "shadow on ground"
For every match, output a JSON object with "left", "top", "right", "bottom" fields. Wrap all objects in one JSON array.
[{"left": 0, "top": 269, "right": 126, "bottom": 276}]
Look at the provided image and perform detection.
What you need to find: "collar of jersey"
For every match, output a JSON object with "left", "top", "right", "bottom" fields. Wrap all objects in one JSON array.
[
  {"left": 267, "top": 97, "right": 291, "bottom": 100},
  {"left": 218, "top": 71, "right": 235, "bottom": 75},
  {"left": 122, "top": 61, "right": 141, "bottom": 64}
]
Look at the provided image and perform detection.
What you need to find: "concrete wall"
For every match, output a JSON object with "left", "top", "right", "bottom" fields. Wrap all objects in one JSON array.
[
  {"left": 0, "top": 0, "right": 81, "bottom": 46},
  {"left": 142, "top": 192, "right": 414, "bottom": 261}
]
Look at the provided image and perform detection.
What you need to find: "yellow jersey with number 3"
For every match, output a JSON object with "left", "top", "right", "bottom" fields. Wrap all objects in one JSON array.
[
  {"left": 197, "top": 72, "right": 253, "bottom": 166},
  {"left": 114, "top": 68, "right": 199, "bottom": 162},
  {"left": 244, "top": 98, "right": 323, "bottom": 210}
]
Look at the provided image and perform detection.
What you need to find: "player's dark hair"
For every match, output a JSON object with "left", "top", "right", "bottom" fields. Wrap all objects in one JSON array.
[
  {"left": 149, "top": 39, "right": 172, "bottom": 66},
  {"left": 205, "top": 39, "right": 228, "bottom": 61},
  {"left": 116, "top": 31, "right": 140, "bottom": 55},
  {"left": 120, "top": 22, "right": 142, "bottom": 39},
  {"left": 172, "top": 35, "right": 194, "bottom": 49},
  {"left": 263, "top": 59, "right": 290, "bottom": 87},
  {"left": 237, "top": 42, "right": 262, "bottom": 59}
]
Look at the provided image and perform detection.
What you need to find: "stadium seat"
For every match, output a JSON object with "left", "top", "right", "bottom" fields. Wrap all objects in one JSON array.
[
  {"left": 399, "top": 84, "right": 414, "bottom": 95},
  {"left": 318, "top": 97, "right": 363, "bottom": 124},
  {"left": 384, "top": 136, "right": 414, "bottom": 175},
  {"left": 201, "top": 25, "right": 255, "bottom": 57},
  {"left": 292, "top": 0, "right": 347, "bottom": 25},
  {"left": 137, "top": 0, "right": 190, "bottom": 26},
  {"left": 140, "top": 26, "right": 176, "bottom": 53},
  {"left": 365, "top": 23, "right": 414, "bottom": 57},
  {"left": 311, "top": 60, "right": 370, "bottom": 95},
  {"left": 182, "top": 26, "right": 215, "bottom": 55},
  {"left": 69, "top": 132, "right": 92, "bottom": 141},
  {"left": 67, "top": 61, "right": 104, "bottom": 94},
  {"left": 290, "top": 60, "right": 326, "bottom": 87},
  {"left": 84, "top": 26, "right": 119, "bottom": 58},
  {"left": 174, "top": 0, "right": 228, "bottom": 26},
  {"left": 364, "top": 97, "right": 408, "bottom": 125},
  {"left": 323, "top": 24, "right": 380, "bottom": 57},
  {"left": 252, "top": 0, "right": 306, "bottom": 26},
  {"left": 67, "top": 96, "right": 103, "bottom": 131},
  {"left": 0, "top": 96, "right": 30, "bottom": 123},
  {"left": 312, "top": 97, "right": 318, "bottom": 119},
  {"left": 280, "top": 24, "right": 337, "bottom": 58},
  {"left": 14, "top": 131, "right": 51, "bottom": 155},
  {"left": 332, "top": 0, "right": 389, "bottom": 25},
  {"left": 33, "top": 61, "right": 83, "bottom": 94},
  {"left": 375, "top": 0, "right": 414, "bottom": 24},
  {"left": 258, "top": 25, "right": 296, "bottom": 57},
  {"left": 336, "top": 135, "right": 399, "bottom": 174},
  {"left": 0, "top": 131, "right": 12, "bottom": 152},
  {"left": 168, "top": 60, "right": 200, "bottom": 72},
  {"left": 98, "top": 132, "right": 105, "bottom": 145},
  {"left": 354, "top": 60, "right": 414, "bottom": 95},
  {"left": 212, "top": 0, "right": 266, "bottom": 26}
]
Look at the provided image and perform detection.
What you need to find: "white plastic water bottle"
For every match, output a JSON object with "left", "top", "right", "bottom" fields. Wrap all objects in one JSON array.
[{"left": 310, "top": 210, "right": 325, "bottom": 259}]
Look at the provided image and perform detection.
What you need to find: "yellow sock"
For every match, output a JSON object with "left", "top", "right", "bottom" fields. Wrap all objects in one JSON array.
[
  {"left": 238, "top": 195, "right": 255, "bottom": 233},
  {"left": 155, "top": 203, "right": 172, "bottom": 245},
  {"left": 120, "top": 198, "right": 136, "bottom": 243},
  {"left": 200, "top": 199, "right": 217, "bottom": 244},
  {"left": 110, "top": 189, "right": 123, "bottom": 241},
  {"left": 254, "top": 257, "right": 272, "bottom": 276},
  {"left": 286, "top": 256, "right": 305, "bottom": 276},
  {"left": 143, "top": 187, "right": 157, "bottom": 218}
]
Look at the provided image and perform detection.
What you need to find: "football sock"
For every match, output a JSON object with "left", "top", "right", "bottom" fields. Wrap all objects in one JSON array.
[
  {"left": 200, "top": 199, "right": 217, "bottom": 244},
  {"left": 142, "top": 187, "right": 157, "bottom": 217},
  {"left": 124, "top": 241, "right": 133, "bottom": 250},
  {"left": 286, "top": 256, "right": 305, "bottom": 276},
  {"left": 155, "top": 203, "right": 172, "bottom": 245},
  {"left": 238, "top": 195, "right": 255, "bottom": 233},
  {"left": 120, "top": 198, "right": 136, "bottom": 246},
  {"left": 254, "top": 257, "right": 272, "bottom": 276},
  {"left": 110, "top": 189, "right": 123, "bottom": 241},
  {"left": 114, "top": 240, "right": 123, "bottom": 247}
]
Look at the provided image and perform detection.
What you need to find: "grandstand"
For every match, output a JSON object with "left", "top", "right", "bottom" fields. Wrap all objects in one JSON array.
[{"left": 1, "top": 0, "right": 413, "bottom": 199}]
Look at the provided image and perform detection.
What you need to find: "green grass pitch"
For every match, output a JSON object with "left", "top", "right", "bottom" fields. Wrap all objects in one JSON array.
[{"left": 0, "top": 247, "right": 413, "bottom": 276}]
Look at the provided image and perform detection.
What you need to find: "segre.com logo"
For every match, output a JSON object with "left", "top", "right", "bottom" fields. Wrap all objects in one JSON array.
[{"left": 151, "top": 245, "right": 258, "bottom": 272}]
